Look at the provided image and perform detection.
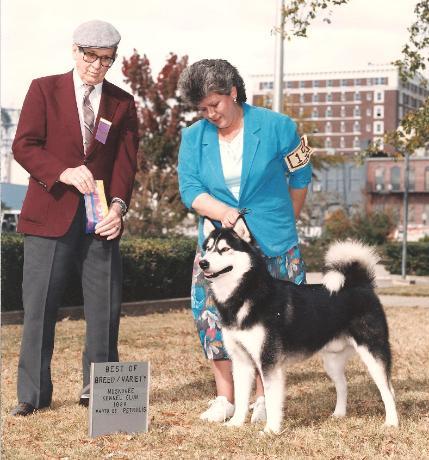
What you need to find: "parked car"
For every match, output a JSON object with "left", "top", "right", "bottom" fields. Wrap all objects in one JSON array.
[{"left": 1, "top": 209, "right": 20, "bottom": 232}]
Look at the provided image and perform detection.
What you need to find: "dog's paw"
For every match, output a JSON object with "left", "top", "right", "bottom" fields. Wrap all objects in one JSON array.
[
  {"left": 331, "top": 410, "right": 346, "bottom": 418},
  {"left": 384, "top": 418, "right": 399, "bottom": 428},
  {"left": 263, "top": 424, "right": 281, "bottom": 435},
  {"left": 224, "top": 416, "right": 244, "bottom": 428}
]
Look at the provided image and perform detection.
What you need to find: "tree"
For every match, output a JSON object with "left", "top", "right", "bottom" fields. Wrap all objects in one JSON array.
[
  {"left": 122, "top": 52, "right": 197, "bottom": 236},
  {"left": 281, "top": 0, "right": 349, "bottom": 39},
  {"left": 322, "top": 208, "right": 397, "bottom": 245},
  {"left": 380, "top": 1, "right": 428, "bottom": 155}
]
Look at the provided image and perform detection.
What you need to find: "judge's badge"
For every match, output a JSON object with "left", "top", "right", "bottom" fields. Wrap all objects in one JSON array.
[
  {"left": 95, "top": 117, "right": 112, "bottom": 144},
  {"left": 284, "top": 135, "right": 313, "bottom": 171}
]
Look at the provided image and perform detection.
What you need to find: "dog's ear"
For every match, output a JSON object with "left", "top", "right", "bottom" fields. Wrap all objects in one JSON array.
[
  {"left": 233, "top": 217, "right": 252, "bottom": 243},
  {"left": 203, "top": 218, "right": 216, "bottom": 239}
]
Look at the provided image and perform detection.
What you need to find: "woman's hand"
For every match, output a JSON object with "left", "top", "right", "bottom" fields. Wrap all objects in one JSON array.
[{"left": 220, "top": 208, "right": 240, "bottom": 228}]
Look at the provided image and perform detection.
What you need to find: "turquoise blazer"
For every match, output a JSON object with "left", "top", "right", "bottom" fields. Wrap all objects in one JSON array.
[{"left": 178, "top": 103, "right": 312, "bottom": 256}]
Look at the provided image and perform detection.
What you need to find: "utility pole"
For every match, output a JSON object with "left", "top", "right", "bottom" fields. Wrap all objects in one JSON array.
[
  {"left": 401, "top": 149, "right": 410, "bottom": 279},
  {"left": 272, "top": 0, "right": 285, "bottom": 113}
]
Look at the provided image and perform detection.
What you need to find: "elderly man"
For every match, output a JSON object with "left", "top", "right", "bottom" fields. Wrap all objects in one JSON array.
[{"left": 11, "top": 20, "right": 139, "bottom": 416}]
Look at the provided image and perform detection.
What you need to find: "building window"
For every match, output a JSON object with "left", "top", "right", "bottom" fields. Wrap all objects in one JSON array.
[
  {"left": 409, "top": 205, "right": 415, "bottom": 224},
  {"left": 423, "top": 204, "right": 429, "bottom": 224},
  {"left": 353, "top": 137, "right": 360, "bottom": 148},
  {"left": 340, "top": 137, "right": 345, "bottom": 148},
  {"left": 354, "top": 78, "right": 361, "bottom": 86},
  {"left": 312, "top": 108, "right": 319, "bottom": 118},
  {"left": 391, "top": 166, "right": 401, "bottom": 191},
  {"left": 354, "top": 106, "right": 361, "bottom": 117},
  {"left": 425, "top": 167, "right": 429, "bottom": 191},
  {"left": 409, "top": 167, "right": 415, "bottom": 191},
  {"left": 341, "top": 92, "right": 346, "bottom": 102},
  {"left": 259, "top": 81, "right": 273, "bottom": 90},
  {"left": 325, "top": 137, "right": 332, "bottom": 148},
  {"left": 376, "top": 91, "right": 384, "bottom": 102},
  {"left": 300, "top": 93, "right": 305, "bottom": 103},
  {"left": 313, "top": 80, "right": 319, "bottom": 87},
  {"left": 366, "top": 108, "right": 372, "bottom": 117},
  {"left": 299, "top": 107, "right": 304, "bottom": 117},
  {"left": 374, "top": 121, "right": 384, "bottom": 134},
  {"left": 313, "top": 93, "right": 319, "bottom": 102},
  {"left": 374, "top": 106, "right": 384, "bottom": 118},
  {"left": 325, "top": 121, "right": 332, "bottom": 133},
  {"left": 366, "top": 123, "right": 371, "bottom": 132},
  {"left": 375, "top": 167, "right": 385, "bottom": 191},
  {"left": 341, "top": 79, "right": 348, "bottom": 86},
  {"left": 340, "top": 106, "right": 346, "bottom": 117},
  {"left": 327, "top": 79, "right": 333, "bottom": 87},
  {"left": 366, "top": 92, "right": 372, "bottom": 101},
  {"left": 340, "top": 121, "right": 346, "bottom": 132},
  {"left": 300, "top": 81, "right": 306, "bottom": 88},
  {"left": 325, "top": 106, "right": 332, "bottom": 117},
  {"left": 367, "top": 78, "right": 373, "bottom": 85},
  {"left": 353, "top": 121, "right": 360, "bottom": 132},
  {"left": 354, "top": 91, "right": 361, "bottom": 101},
  {"left": 327, "top": 92, "right": 333, "bottom": 102}
]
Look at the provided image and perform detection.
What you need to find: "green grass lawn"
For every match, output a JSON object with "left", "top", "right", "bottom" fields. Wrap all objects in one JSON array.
[{"left": 2, "top": 307, "right": 429, "bottom": 459}]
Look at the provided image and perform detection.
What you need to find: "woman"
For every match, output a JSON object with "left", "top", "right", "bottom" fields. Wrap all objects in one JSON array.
[{"left": 177, "top": 59, "right": 312, "bottom": 423}]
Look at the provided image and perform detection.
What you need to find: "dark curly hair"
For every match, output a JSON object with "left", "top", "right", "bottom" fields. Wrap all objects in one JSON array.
[{"left": 178, "top": 59, "right": 247, "bottom": 106}]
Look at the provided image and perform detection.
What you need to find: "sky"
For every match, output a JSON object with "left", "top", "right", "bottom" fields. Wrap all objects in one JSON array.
[{"left": 0, "top": 0, "right": 422, "bottom": 109}]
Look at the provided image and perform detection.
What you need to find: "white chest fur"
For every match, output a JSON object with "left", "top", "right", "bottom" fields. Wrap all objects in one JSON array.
[{"left": 223, "top": 325, "right": 266, "bottom": 369}]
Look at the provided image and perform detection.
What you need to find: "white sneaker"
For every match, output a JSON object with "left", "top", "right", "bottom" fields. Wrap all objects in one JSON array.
[
  {"left": 250, "top": 396, "right": 266, "bottom": 423},
  {"left": 199, "top": 396, "right": 235, "bottom": 422}
]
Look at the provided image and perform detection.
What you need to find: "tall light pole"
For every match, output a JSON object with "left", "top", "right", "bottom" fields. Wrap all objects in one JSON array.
[
  {"left": 272, "top": 0, "right": 285, "bottom": 113},
  {"left": 401, "top": 149, "right": 410, "bottom": 279}
]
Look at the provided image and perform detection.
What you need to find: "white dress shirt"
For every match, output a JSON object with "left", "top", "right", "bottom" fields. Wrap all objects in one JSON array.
[{"left": 219, "top": 127, "right": 244, "bottom": 201}]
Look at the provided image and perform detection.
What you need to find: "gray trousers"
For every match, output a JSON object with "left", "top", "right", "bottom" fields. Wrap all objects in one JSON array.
[{"left": 17, "top": 201, "right": 122, "bottom": 408}]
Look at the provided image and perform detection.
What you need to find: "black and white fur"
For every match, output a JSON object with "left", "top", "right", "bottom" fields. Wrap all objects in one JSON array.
[{"left": 200, "top": 218, "right": 398, "bottom": 434}]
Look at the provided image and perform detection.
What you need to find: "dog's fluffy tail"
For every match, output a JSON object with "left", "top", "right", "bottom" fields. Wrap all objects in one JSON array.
[{"left": 322, "top": 240, "right": 379, "bottom": 294}]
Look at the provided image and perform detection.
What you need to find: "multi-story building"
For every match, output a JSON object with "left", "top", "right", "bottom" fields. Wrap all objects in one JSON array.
[
  {"left": 251, "top": 65, "right": 428, "bottom": 237},
  {"left": 251, "top": 64, "right": 428, "bottom": 156},
  {"left": 366, "top": 151, "right": 429, "bottom": 240},
  {"left": 1, "top": 108, "right": 28, "bottom": 185},
  {"left": 1, "top": 108, "right": 28, "bottom": 211}
]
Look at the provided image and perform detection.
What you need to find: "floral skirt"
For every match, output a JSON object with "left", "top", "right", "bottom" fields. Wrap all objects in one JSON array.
[{"left": 190, "top": 244, "right": 306, "bottom": 360}]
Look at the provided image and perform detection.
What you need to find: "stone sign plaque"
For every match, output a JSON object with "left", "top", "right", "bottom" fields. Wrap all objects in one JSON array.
[{"left": 88, "top": 362, "right": 150, "bottom": 437}]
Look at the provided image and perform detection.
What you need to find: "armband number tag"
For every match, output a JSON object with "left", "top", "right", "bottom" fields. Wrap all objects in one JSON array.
[{"left": 284, "top": 135, "right": 313, "bottom": 171}]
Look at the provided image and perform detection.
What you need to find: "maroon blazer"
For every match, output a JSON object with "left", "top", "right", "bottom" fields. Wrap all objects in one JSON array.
[{"left": 13, "top": 71, "right": 139, "bottom": 237}]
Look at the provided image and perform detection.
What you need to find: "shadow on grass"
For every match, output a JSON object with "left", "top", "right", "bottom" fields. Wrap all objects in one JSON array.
[
  {"left": 152, "top": 377, "right": 215, "bottom": 403},
  {"left": 151, "top": 371, "right": 428, "bottom": 428}
]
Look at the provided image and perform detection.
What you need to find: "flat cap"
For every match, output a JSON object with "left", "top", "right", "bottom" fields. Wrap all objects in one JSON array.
[{"left": 73, "top": 20, "right": 121, "bottom": 48}]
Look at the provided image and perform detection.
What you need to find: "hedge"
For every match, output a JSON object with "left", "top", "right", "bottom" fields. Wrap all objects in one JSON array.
[
  {"left": 383, "top": 242, "right": 429, "bottom": 276},
  {"left": 301, "top": 240, "right": 429, "bottom": 276},
  {"left": 1, "top": 234, "right": 196, "bottom": 312},
  {"left": 3, "top": 235, "right": 427, "bottom": 312}
]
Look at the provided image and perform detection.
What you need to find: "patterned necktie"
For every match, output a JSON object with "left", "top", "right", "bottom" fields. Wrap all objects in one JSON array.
[{"left": 83, "top": 84, "right": 95, "bottom": 153}]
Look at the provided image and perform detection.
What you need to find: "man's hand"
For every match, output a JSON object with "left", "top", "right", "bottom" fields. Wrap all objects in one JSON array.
[
  {"left": 95, "top": 202, "right": 122, "bottom": 240},
  {"left": 59, "top": 166, "right": 96, "bottom": 194}
]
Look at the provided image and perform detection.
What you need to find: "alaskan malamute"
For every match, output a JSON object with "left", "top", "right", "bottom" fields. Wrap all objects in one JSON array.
[{"left": 199, "top": 218, "right": 398, "bottom": 434}]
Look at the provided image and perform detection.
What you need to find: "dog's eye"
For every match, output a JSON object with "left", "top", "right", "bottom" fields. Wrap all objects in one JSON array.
[{"left": 219, "top": 247, "right": 230, "bottom": 253}]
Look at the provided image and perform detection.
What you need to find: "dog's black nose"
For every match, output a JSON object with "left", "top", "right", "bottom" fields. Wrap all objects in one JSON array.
[{"left": 199, "top": 259, "right": 209, "bottom": 270}]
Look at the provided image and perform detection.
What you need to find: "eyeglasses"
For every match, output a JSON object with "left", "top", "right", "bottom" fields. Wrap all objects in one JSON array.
[{"left": 79, "top": 47, "right": 115, "bottom": 68}]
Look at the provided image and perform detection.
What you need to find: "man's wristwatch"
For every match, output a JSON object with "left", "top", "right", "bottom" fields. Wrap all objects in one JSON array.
[{"left": 110, "top": 197, "right": 127, "bottom": 216}]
